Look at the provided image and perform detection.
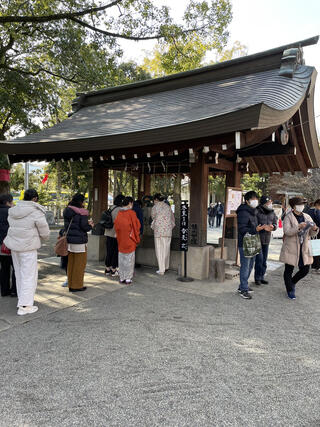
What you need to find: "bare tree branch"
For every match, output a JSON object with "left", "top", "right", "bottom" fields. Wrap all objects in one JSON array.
[
  {"left": 70, "top": 17, "right": 164, "bottom": 41},
  {"left": 4, "top": 65, "right": 80, "bottom": 84},
  {"left": 0, "top": 0, "right": 124, "bottom": 24}
]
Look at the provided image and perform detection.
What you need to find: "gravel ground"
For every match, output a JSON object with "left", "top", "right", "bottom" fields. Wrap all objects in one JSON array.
[{"left": 0, "top": 253, "right": 319, "bottom": 426}]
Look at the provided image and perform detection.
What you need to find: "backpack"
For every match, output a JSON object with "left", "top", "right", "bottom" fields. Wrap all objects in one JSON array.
[{"left": 100, "top": 207, "right": 116, "bottom": 229}]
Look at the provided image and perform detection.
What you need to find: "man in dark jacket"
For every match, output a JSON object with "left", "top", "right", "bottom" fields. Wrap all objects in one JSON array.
[
  {"left": 207, "top": 203, "right": 216, "bottom": 228},
  {"left": 254, "top": 196, "right": 278, "bottom": 285},
  {"left": 236, "top": 191, "right": 265, "bottom": 299},
  {"left": 0, "top": 194, "right": 16, "bottom": 297},
  {"left": 216, "top": 202, "right": 224, "bottom": 227}
]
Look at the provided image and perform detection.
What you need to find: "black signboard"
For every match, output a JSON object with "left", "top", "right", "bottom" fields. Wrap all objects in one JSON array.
[{"left": 180, "top": 201, "right": 189, "bottom": 251}]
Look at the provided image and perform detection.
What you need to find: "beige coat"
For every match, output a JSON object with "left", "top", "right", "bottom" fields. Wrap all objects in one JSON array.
[
  {"left": 4, "top": 201, "right": 50, "bottom": 252},
  {"left": 279, "top": 211, "right": 318, "bottom": 266}
]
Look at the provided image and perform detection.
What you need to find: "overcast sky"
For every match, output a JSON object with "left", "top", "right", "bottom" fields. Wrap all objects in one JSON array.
[{"left": 120, "top": 0, "right": 320, "bottom": 129}]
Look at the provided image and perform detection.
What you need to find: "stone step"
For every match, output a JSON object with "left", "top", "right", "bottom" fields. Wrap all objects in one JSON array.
[{"left": 225, "top": 268, "right": 240, "bottom": 280}]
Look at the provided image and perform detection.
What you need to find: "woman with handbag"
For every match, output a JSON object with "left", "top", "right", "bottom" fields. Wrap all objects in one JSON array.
[
  {"left": 63, "top": 194, "right": 93, "bottom": 292},
  {"left": 280, "top": 197, "right": 318, "bottom": 299},
  {"left": 0, "top": 194, "right": 16, "bottom": 297},
  {"left": 4, "top": 189, "right": 50, "bottom": 315},
  {"left": 114, "top": 197, "right": 141, "bottom": 285}
]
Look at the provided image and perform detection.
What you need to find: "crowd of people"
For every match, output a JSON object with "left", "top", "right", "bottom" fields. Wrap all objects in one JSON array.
[
  {"left": 1, "top": 186, "right": 320, "bottom": 314},
  {"left": 0, "top": 189, "right": 175, "bottom": 315},
  {"left": 236, "top": 191, "right": 320, "bottom": 300}
]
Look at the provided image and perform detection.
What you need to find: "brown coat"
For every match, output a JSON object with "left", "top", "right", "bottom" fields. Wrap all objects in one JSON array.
[{"left": 279, "top": 211, "right": 318, "bottom": 266}]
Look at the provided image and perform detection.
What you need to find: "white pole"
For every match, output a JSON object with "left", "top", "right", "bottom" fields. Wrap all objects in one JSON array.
[{"left": 24, "top": 162, "right": 29, "bottom": 190}]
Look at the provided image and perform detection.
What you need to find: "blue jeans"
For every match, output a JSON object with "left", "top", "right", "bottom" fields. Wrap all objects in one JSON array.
[
  {"left": 254, "top": 244, "right": 269, "bottom": 281},
  {"left": 239, "top": 247, "right": 256, "bottom": 291}
]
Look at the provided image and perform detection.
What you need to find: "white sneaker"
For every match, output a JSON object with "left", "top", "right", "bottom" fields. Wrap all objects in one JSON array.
[
  {"left": 156, "top": 270, "right": 164, "bottom": 275},
  {"left": 17, "top": 306, "right": 39, "bottom": 316}
]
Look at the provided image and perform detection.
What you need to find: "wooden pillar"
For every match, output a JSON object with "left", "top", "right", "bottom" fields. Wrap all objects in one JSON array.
[
  {"left": 225, "top": 163, "right": 241, "bottom": 239},
  {"left": 92, "top": 167, "right": 109, "bottom": 224},
  {"left": 138, "top": 173, "right": 151, "bottom": 199},
  {"left": 190, "top": 153, "right": 209, "bottom": 246}
]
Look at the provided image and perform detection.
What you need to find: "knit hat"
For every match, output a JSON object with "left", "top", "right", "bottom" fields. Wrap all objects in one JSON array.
[{"left": 260, "top": 195, "right": 271, "bottom": 205}]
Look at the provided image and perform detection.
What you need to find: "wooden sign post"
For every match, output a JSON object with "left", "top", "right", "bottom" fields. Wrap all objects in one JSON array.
[
  {"left": 220, "top": 187, "right": 243, "bottom": 262},
  {"left": 177, "top": 200, "right": 194, "bottom": 282}
]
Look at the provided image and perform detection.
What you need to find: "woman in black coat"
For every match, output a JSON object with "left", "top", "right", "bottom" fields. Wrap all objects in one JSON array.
[
  {"left": 63, "top": 194, "right": 93, "bottom": 292},
  {"left": 0, "top": 194, "right": 16, "bottom": 297}
]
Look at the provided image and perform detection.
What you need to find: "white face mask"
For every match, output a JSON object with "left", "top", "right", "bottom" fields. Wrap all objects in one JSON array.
[
  {"left": 295, "top": 205, "right": 304, "bottom": 213},
  {"left": 265, "top": 203, "right": 273, "bottom": 210},
  {"left": 249, "top": 200, "right": 258, "bottom": 209}
]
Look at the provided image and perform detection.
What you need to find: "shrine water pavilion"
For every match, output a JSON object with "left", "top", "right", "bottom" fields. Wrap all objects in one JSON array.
[{"left": 1, "top": 36, "right": 320, "bottom": 279}]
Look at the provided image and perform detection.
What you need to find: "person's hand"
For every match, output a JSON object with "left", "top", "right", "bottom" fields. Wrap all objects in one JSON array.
[
  {"left": 256, "top": 224, "right": 264, "bottom": 232},
  {"left": 263, "top": 225, "right": 273, "bottom": 232},
  {"left": 312, "top": 225, "right": 318, "bottom": 231},
  {"left": 88, "top": 219, "right": 94, "bottom": 226},
  {"left": 298, "top": 222, "right": 307, "bottom": 230}
]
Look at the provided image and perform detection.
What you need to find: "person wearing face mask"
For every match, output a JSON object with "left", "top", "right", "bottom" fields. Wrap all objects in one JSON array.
[
  {"left": 236, "top": 191, "right": 266, "bottom": 299},
  {"left": 254, "top": 196, "right": 278, "bottom": 286},
  {"left": 279, "top": 197, "right": 318, "bottom": 299}
]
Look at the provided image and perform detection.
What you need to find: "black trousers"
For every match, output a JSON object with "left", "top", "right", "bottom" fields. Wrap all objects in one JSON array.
[
  {"left": 283, "top": 263, "right": 310, "bottom": 293},
  {"left": 0, "top": 255, "right": 16, "bottom": 296},
  {"left": 208, "top": 216, "right": 215, "bottom": 227},
  {"left": 105, "top": 236, "right": 118, "bottom": 269},
  {"left": 312, "top": 256, "right": 320, "bottom": 270},
  {"left": 216, "top": 214, "right": 222, "bottom": 227}
]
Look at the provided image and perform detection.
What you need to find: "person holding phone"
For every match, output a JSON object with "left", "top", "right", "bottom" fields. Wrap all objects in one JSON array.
[
  {"left": 63, "top": 194, "right": 93, "bottom": 292},
  {"left": 280, "top": 197, "right": 318, "bottom": 299}
]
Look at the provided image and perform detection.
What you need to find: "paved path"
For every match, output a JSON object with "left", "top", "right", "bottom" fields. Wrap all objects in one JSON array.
[{"left": 0, "top": 256, "right": 320, "bottom": 426}]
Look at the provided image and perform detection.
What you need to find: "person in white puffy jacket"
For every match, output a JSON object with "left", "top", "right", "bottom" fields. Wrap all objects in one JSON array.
[{"left": 4, "top": 189, "right": 50, "bottom": 315}]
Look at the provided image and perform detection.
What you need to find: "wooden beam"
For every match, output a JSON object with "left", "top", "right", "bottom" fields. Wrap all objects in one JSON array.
[
  {"left": 238, "top": 142, "right": 295, "bottom": 157},
  {"left": 289, "top": 126, "right": 308, "bottom": 176}
]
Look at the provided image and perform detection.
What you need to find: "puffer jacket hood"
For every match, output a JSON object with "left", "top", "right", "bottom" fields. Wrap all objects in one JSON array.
[{"left": 9, "top": 201, "right": 46, "bottom": 220}]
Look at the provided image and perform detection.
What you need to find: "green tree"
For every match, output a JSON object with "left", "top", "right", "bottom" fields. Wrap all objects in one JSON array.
[{"left": 0, "top": 0, "right": 232, "bottom": 194}]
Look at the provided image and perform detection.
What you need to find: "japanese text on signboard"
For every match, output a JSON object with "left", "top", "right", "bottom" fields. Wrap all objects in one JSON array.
[{"left": 180, "top": 202, "right": 189, "bottom": 251}]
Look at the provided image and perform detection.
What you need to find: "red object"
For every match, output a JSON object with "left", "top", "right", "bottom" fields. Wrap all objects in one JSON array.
[
  {"left": 1, "top": 243, "right": 11, "bottom": 255},
  {"left": 41, "top": 173, "right": 49, "bottom": 184},
  {"left": 278, "top": 219, "right": 283, "bottom": 228},
  {"left": 0, "top": 169, "right": 10, "bottom": 182},
  {"left": 114, "top": 210, "right": 141, "bottom": 253}
]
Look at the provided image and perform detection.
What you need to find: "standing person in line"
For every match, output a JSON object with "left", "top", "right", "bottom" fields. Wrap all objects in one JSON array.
[
  {"left": 4, "top": 189, "right": 50, "bottom": 315},
  {"left": 236, "top": 191, "right": 265, "bottom": 300},
  {"left": 254, "top": 196, "right": 278, "bottom": 285},
  {"left": 0, "top": 194, "right": 16, "bottom": 297},
  {"left": 280, "top": 197, "right": 318, "bottom": 299},
  {"left": 114, "top": 197, "right": 141, "bottom": 285},
  {"left": 63, "top": 194, "right": 93, "bottom": 292},
  {"left": 216, "top": 202, "right": 224, "bottom": 227},
  {"left": 133, "top": 199, "right": 144, "bottom": 236},
  {"left": 151, "top": 193, "right": 175, "bottom": 275},
  {"left": 207, "top": 203, "right": 216, "bottom": 228},
  {"left": 310, "top": 199, "right": 320, "bottom": 273},
  {"left": 103, "top": 194, "right": 125, "bottom": 277}
]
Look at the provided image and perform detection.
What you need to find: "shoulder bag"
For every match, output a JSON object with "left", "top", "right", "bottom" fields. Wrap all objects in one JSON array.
[{"left": 54, "top": 218, "right": 73, "bottom": 257}]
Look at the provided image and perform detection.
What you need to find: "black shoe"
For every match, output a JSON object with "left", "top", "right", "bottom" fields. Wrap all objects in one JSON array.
[
  {"left": 240, "top": 290, "right": 252, "bottom": 299},
  {"left": 10, "top": 292, "right": 17, "bottom": 297},
  {"left": 261, "top": 279, "right": 269, "bottom": 284},
  {"left": 238, "top": 287, "right": 254, "bottom": 293},
  {"left": 255, "top": 280, "right": 262, "bottom": 286},
  {"left": 69, "top": 287, "right": 87, "bottom": 292}
]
